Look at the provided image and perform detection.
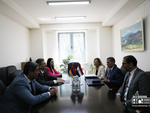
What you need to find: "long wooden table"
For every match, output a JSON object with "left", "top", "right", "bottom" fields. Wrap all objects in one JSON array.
[{"left": 31, "top": 72, "right": 130, "bottom": 113}]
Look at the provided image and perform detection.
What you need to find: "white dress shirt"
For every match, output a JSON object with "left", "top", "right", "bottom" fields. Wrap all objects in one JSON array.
[
  {"left": 107, "top": 66, "right": 114, "bottom": 77},
  {"left": 107, "top": 65, "right": 114, "bottom": 83},
  {"left": 117, "top": 68, "right": 137, "bottom": 102},
  {"left": 123, "top": 68, "right": 137, "bottom": 101}
]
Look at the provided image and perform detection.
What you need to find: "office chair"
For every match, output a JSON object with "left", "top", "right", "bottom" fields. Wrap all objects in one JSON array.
[
  {"left": 68, "top": 62, "right": 80, "bottom": 76},
  {"left": 120, "top": 67, "right": 127, "bottom": 78},
  {"left": 6, "top": 65, "right": 17, "bottom": 86},
  {"left": 0, "top": 67, "right": 7, "bottom": 86},
  {"left": 145, "top": 71, "right": 150, "bottom": 77},
  {"left": 0, "top": 80, "right": 6, "bottom": 99},
  {"left": 9, "top": 70, "right": 22, "bottom": 84}
]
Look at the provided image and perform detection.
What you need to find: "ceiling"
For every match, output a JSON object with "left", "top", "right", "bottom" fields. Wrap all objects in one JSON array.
[{"left": 0, "top": 0, "right": 149, "bottom": 28}]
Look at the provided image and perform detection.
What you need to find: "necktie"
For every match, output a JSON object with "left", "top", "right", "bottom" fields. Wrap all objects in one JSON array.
[
  {"left": 29, "top": 82, "right": 34, "bottom": 94},
  {"left": 123, "top": 72, "right": 131, "bottom": 100},
  {"left": 107, "top": 69, "right": 111, "bottom": 79}
]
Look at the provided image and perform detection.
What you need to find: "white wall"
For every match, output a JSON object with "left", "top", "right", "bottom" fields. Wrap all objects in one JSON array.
[
  {"left": 30, "top": 23, "right": 112, "bottom": 71},
  {"left": 112, "top": 1, "right": 150, "bottom": 71},
  {"left": 99, "top": 26, "right": 112, "bottom": 67},
  {"left": 0, "top": 12, "right": 31, "bottom": 69},
  {"left": 45, "top": 31, "right": 58, "bottom": 64}
]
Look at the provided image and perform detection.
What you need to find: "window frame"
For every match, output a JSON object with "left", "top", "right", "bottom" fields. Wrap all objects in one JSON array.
[{"left": 58, "top": 32, "right": 86, "bottom": 63}]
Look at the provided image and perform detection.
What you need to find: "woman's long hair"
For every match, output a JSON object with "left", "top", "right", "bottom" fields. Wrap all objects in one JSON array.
[
  {"left": 94, "top": 58, "right": 105, "bottom": 68},
  {"left": 47, "top": 58, "right": 54, "bottom": 72}
]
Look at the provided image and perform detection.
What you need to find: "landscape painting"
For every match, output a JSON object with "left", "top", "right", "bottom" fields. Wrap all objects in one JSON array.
[{"left": 120, "top": 19, "right": 144, "bottom": 51}]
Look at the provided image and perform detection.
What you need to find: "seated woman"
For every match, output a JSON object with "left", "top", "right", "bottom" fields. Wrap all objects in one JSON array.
[
  {"left": 94, "top": 58, "right": 105, "bottom": 80},
  {"left": 46, "top": 58, "right": 62, "bottom": 77}
]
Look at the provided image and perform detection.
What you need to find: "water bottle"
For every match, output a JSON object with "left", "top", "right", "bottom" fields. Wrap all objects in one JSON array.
[{"left": 72, "top": 76, "right": 80, "bottom": 92}]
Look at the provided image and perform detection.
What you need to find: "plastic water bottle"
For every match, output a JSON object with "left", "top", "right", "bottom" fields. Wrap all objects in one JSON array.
[{"left": 72, "top": 76, "right": 80, "bottom": 92}]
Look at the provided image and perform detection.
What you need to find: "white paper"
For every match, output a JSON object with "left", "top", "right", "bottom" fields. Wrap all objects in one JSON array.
[{"left": 84, "top": 74, "right": 97, "bottom": 77}]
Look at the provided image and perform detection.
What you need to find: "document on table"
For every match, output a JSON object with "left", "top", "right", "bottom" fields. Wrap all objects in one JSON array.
[{"left": 84, "top": 74, "right": 97, "bottom": 78}]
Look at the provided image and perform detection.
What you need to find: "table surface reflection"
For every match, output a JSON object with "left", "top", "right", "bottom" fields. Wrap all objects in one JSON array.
[{"left": 31, "top": 72, "right": 129, "bottom": 113}]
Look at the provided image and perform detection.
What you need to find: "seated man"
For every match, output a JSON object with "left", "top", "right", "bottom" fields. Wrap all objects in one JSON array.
[
  {"left": 0, "top": 62, "right": 57, "bottom": 113},
  {"left": 36, "top": 58, "right": 64, "bottom": 86},
  {"left": 102, "top": 57, "right": 123, "bottom": 92},
  {"left": 117, "top": 55, "right": 150, "bottom": 112}
]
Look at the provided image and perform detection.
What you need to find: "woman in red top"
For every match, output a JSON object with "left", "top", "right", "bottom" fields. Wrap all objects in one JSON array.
[{"left": 46, "top": 58, "right": 62, "bottom": 77}]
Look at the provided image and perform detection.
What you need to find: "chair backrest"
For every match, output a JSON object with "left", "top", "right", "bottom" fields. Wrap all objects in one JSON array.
[
  {"left": 9, "top": 70, "right": 22, "bottom": 84},
  {"left": 145, "top": 71, "right": 150, "bottom": 77},
  {"left": 0, "top": 80, "right": 6, "bottom": 99},
  {"left": 6, "top": 65, "right": 17, "bottom": 86},
  {"left": 120, "top": 67, "right": 127, "bottom": 78},
  {"left": 68, "top": 62, "right": 80, "bottom": 76},
  {"left": 0, "top": 67, "right": 7, "bottom": 86}
]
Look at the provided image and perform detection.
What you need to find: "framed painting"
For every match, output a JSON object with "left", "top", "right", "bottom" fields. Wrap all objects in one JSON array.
[{"left": 120, "top": 18, "right": 144, "bottom": 51}]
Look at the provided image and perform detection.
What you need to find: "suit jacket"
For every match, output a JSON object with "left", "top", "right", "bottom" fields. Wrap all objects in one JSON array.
[
  {"left": 94, "top": 65, "right": 105, "bottom": 80},
  {"left": 36, "top": 70, "right": 57, "bottom": 86},
  {"left": 0, "top": 73, "right": 50, "bottom": 113},
  {"left": 117, "top": 68, "right": 150, "bottom": 107},
  {"left": 106, "top": 65, "right": 123, "bottom": 89}
]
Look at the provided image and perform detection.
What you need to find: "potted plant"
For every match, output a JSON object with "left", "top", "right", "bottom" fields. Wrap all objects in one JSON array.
[
  {"left": 90, "top": 63, "right": 94, "bottom": 73},
  {"left": 60, "top": 55, "right": 73, "bottom": 72}
]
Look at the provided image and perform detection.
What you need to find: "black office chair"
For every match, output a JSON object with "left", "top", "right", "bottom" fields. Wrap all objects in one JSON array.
[
  {"left": 0, "top": 80, "right": 6, "bottom": 99},
  {"left": 6, "top": 65, "right": 17, "bottom": 86},
  {"left": 145, "top": 71, "right": 150, "bottom": 77},
  {"left": 68, "top": 62, "right": 80, "bottom": 76},
  {"left": 0, "top": 67, "right": 7, "bottom": 86},
  {"left": 120, "top": 67, "right": 127, "bottom": 78},
  {"left": 9, "top": 70, "right": 22, "bottom": 84}
]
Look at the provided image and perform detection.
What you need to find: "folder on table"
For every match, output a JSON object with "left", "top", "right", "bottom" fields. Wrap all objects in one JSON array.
[
  {"left": 85, "top": 77, "right": 104, "bottom": 86},
  {"left": 86, "top": 79, "right": 104, "bottom": 86}
]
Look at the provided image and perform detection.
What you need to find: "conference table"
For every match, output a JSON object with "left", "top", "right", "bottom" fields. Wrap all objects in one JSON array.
[{"left": 31, "top": 72, "right": 130, "bottom": 113}]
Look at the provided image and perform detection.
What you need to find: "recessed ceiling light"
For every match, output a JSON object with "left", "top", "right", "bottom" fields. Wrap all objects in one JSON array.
[
  {"left": 37, "top": 18, "right": 52, "bottom": 21},
  {"left": 55, "top": 16, "right": 86, "bottom": 20},
  {"left": 47, "top": 1, "right": 90, "bottom": 5}
]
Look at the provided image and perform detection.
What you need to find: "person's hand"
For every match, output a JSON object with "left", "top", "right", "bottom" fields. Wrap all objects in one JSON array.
[
  {"left": 51, "top": 86, "right": 57, "bottom": 93},
  {"left": 116, "top": 95, "right": 121, "bottom": 100},
  {"left": 102, "top": 78, "right": 109, "bottom": 82},
  {"left": 49, "top": 88, "right": 56, "bottom": 96},
  {"left": 57, "top": 78, "right": 65, "bottom": 83}
]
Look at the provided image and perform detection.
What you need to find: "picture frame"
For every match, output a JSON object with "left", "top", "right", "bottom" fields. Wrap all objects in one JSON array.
[{"left": 120, "top": 18, "right": 144, "bottom": 51}]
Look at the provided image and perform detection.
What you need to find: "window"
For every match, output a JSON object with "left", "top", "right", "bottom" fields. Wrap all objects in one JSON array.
[{"left": 58, "top": 32, "right": 86, "bottom": 62}]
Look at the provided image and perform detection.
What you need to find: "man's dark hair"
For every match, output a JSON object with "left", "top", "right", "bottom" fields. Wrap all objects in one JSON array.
[
  {"left": 123, "top": 55, "right": 137, "bottom": 66},
  {"left": 107, "top": 57, "right": 115, "bottom": 62},
  {"left": 23, "top": 62, "right": 38, "bottom": 75},
  {"left": 36, "top": 58, "right": 44, "bottom": 65}
]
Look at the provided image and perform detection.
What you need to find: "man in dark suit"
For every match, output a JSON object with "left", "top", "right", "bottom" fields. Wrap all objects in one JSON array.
[
  {"left": 0, "top": 62, "right": 57, "bottom": 113},
  {"left": 36, "top": 58, "right": 64, "bottom": 86},
  {"left": 102, "top": 57, "right": 123, "bottom": 92},
  {"left": 117, "top": 55, "right": 150, "bottom": 111}
]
